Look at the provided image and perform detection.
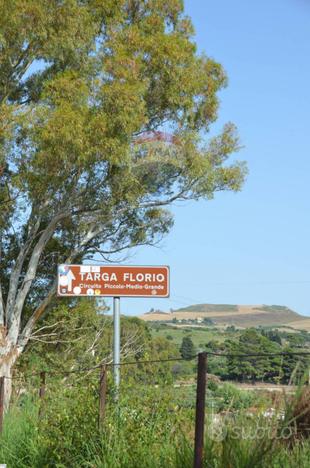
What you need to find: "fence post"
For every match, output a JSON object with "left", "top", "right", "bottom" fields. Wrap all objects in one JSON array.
[
  {"left": 99, "top": 365, "right": 107, "bottom": 429},
  {"left": 194, "top": 352, "right": 208, "bottom": 468},
  {"left": 38, "top": 371, "right": 46, "bottom": 418},
  {"left": 0, "top": 376, "right": 4, "bottom": 434}
]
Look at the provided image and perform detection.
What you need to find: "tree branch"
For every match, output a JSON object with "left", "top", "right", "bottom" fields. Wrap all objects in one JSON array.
[
  {"left": 6, "top": 215, "right": 42, "bottom": 320},
  {"left": 17, "top": 282, "right": 57, "bottom": 350},
  {"left": 0, "top": 281, "right": 5, "bottom": 328},
  {"left": 14, "top": 184, "right": 198, "bottom": 350},
  {"left": 17, "top": 222, "right": 105, "bottom": 348},
  {"left": 8, "top": 210, "right": 70, "bottom": 340}
]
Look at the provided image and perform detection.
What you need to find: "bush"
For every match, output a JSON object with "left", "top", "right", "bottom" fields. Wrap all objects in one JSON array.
[
  {"left": 2, "top": 376, "right": 310, "bottom": 467},
  {"left": 0, "top": 379, "right": 192, "bottom": 467},
  {"left": 215, "top": 383, "right": 255, "bottom": 411},
  {"left": 208, "top": 380, "right": 218, "bottom": 392}
]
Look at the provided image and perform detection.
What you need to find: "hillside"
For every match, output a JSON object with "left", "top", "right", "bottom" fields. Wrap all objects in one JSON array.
[{"left": 140, "top": 304, "right": 310, "bottom": 330}]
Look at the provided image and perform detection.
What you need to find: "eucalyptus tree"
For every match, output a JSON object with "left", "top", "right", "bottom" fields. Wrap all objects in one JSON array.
[{"left": 0, "top": 0, "right": 246, "bottom": 407}]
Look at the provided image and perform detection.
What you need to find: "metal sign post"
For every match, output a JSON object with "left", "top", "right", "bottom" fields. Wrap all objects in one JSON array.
[{"left": 113, "top": 297, "right": 121, "bottom": 397}]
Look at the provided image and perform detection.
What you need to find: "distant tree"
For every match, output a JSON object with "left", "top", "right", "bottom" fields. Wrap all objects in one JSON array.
[
  {"left": 203, "top": 318, "right": 214, "bottom": 326},
  {"left": 180, "top": 336, "right": 195, "bottom": 360},
  {"left": 279, "top": 346, "right": 309, "bottom": 384},
  {"left": 205, "top": 340, "right": 222, "bottom": 352},
  {"left": 285, "top": 333, "right": 306, "bottom": 348},
  {"left": 225, "top": 329, "right": 282, "bottom": 382},
  {"left": 205, "top": 340, "right": 227, "bottom": 377},
  {"left": 261, "top": 329, "right": 282, "bottom": 345}
]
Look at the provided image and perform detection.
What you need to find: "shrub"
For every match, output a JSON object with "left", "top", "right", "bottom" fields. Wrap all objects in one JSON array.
[{"left": 215, "top": 383, "right": 255, "bottom": 411}]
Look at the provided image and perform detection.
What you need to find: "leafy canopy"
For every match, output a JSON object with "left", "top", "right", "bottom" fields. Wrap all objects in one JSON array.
[{"left": 0, "top": 0, "right": 246, "bottom": 337}]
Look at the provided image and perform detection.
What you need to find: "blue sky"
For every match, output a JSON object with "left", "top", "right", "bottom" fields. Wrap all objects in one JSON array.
[{"left": 113, "top": 0, "right": 310, "bottom": 318}]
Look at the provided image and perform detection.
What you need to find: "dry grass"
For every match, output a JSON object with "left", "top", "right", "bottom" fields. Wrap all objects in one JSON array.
[
  {"left": 288, "top": 319, "right": 310, "bottom": 331},
  {"left": 287, "top": 386, "right": 310, "bottom": 442},
  {"left": 139, "top": 304, "right": 310, "bottom": 330}
]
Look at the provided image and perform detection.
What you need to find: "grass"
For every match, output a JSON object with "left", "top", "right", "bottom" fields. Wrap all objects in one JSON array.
[
  {"left": 2, "top": 399, "right": 310, "bottom": 468},
  {"left": 0, "top": 388, "right": 193, "bottom": 468},
  {"left": 1, "top": 378, "right": 309, "bottom": 467},
  {"left": 0, "top": 400, "right": 42, "bottom": 467},
  {"left": 151, "top": 324, "right": 227, "bottom": 348}
]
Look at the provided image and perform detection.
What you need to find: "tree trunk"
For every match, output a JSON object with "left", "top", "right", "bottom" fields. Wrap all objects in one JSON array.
[{"left": 0, "top": 338, "right": 19, "bottom": 412}]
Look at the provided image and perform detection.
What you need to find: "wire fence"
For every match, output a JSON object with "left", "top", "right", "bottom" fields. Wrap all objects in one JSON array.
[
  {"left": 2, "top": 350, "right": 310, "bottom": 380},
  {"left": 0, "top": 350, "right": 310, "bottom": 467}
]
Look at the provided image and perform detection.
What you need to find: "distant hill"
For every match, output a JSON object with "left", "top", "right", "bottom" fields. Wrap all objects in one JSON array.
[
  {"left": 176, "top": 304, "right": 238, "bottom": 313},
  {"left": 144, "top": 310, "right": 168, "bottom": 315},
  {"left": 140, "top": 304, "right": 310, "bottom": 331}
]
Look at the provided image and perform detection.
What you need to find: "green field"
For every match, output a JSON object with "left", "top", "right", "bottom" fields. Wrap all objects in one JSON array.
[{"left": 150, "top": 324, "right": 229, "bottom": 349}]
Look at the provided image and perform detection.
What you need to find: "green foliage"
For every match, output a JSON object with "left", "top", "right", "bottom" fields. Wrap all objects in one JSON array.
[
  {"left": 208, "top": 357, "right": 228, "bottom": 380},
  {"left": 261, "top": 329, "right": 282, "bottom": 345},
  {"left": 17, "top": 300, "right": 180, "bottom": 387},
  {"left": 149, "top": 323, "right": 309, "bottom": 383},
  {"left": 2, "top": 386, "right": 310, "bottom": 467},
  {"left": 0, "top": 400, "right": 42, "bottom": 466},
  {"left": 150, "top": 323, "right": 219, "bottom": 347},
  {"left": 177, "top": 432, "right": 310, "bottom": 468},
  {"left": 214, "top": 383, "right": 255, "bottom": 411},
  {"left": 223, "top": 328, "right": 310, "bottom": 384},
  {"left": 225, "top": 329, "right": 282, "bottom": 382},
  {"left": 180, "top": 336, "right": 195, "bottom": 360},
  {"left": 201, "top": 418, "right": 310, "bottom": 468},
  {"left": 1, "top": 381, "right": 193, "bottom": 467},
  {"left": 284, "top": 333, "right": 308, "bottom": 348},
  {"left": 278, "top": 346, "right": 309, "bottom": 384},
  {"left": 207, "top": 379, "right": 218, "bottom": 392}
]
